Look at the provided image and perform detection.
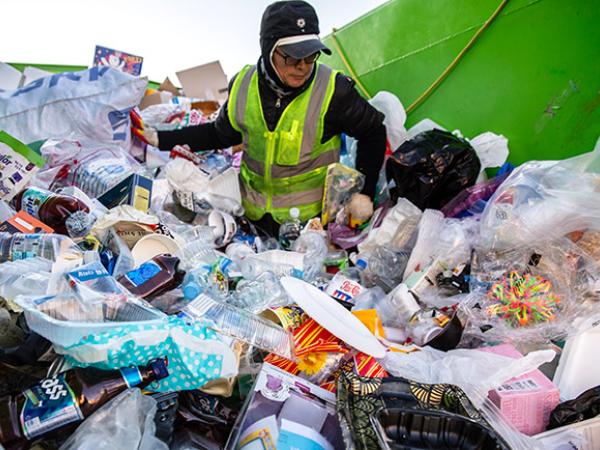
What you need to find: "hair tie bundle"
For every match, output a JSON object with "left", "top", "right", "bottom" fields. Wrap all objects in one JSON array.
[{"left": 486, "top": 271, "right": 560, "bottom": 327}]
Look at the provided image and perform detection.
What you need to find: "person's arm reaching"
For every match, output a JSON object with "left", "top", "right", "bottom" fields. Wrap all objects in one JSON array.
[
  {"left": 325, "top": 74, "right": 387, "bottom": 199},
  {"left": 156, "top": 100, "right": 243, "bottom": 151}
]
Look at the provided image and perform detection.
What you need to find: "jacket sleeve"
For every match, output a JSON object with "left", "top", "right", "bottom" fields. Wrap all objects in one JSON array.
[
  {"left": 157, "top": 77, "right": 243, "bottom": 152},
  {"left": 325, "top": 74, "right": 386, "bottom": 199}
]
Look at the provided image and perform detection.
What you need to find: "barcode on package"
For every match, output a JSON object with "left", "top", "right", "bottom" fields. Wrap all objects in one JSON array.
[{"left": 497, "top": 378, "right": 540, "bottom": 393}]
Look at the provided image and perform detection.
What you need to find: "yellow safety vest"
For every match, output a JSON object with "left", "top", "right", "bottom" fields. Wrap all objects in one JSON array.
[{"left": 228, "top": 63, "right": 341, "bottom": 223}]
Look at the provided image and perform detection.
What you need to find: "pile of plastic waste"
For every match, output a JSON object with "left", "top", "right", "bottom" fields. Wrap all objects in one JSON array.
[{"left": 0, "top": 66, "right": 599, "bottom": 450}]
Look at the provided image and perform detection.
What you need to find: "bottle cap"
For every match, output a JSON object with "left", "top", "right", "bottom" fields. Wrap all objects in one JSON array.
[
  {"left": 149, "top": 358, "right": 170, "bottom": 381},
  {"left": 356, "top": 259, "right": 367, "bottom": 270},
  {"left": 289, "top": 207, "right": 300, "bottom": 219},
  {"left": 183, "top": 282, "right": 202, "bottom": 300}
]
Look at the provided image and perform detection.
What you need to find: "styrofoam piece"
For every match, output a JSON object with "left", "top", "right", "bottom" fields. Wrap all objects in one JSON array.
[
  {"left": 535, "top": 417, "right": 600, "bottom": 450},
  {"left": 553, "top": 327, "right": 600, "bottom": 401}
]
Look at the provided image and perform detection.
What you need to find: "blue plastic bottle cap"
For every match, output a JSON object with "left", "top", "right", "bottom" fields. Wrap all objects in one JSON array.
[
  {"left": 183, "top": 283, "right": 202, "bottom": 300},
  {"left": 356, "top": 259, "right": 367, "bottom": 270},
  {"left": 150, "top": 358, "right": 170, "bottom": 381}
]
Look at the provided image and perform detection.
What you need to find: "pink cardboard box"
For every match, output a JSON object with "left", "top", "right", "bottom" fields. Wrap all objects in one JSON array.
[{"left": 479, "top": 344, "right": 560, "bottom": 435}]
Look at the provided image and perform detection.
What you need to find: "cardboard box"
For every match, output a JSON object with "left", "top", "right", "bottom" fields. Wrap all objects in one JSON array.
[
  {"left": 97, "top": 173, "right": 153, "bottom": 212},
  {"left": 176, "top": 61, "right": 228, "bottom": 103},
  {"left": 0, "top": 210, "right": 53, "bottom": 234},
  {"left": 479, "top": 344, "right": 560, "bottom": 435},
  {"left": 227, "top": 363, "right": 344, "bottom": 450}
]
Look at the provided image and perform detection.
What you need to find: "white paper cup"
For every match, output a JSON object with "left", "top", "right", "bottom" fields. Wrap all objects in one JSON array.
[
  {"left": 209, "top": 210, "right": 237, "bottom": 247},
  {"left": 131, "top": 233, "right": 182, "bottom": 266}
]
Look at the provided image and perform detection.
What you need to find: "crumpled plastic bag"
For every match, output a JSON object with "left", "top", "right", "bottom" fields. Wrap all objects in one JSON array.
[
  {"left": 57, "top": 315, "right": 238, "bottom": 392},
  {"left": 59, "top": 388, "right": 168, "bottom": 450},
  {"left": 386, "top": 129, "right": 481, "bottom": 210},
  {"left": 548, "top": 386, "right": 600, "bottom": 430},
  {"left": 479, "top": 137, "right": 600, "bottom": 251},
  {"left": 380, "top": 345, "right": 555, "bottom": 407},
  {"left": 0, "top": 67, "right": 146, "bottom": 147}
]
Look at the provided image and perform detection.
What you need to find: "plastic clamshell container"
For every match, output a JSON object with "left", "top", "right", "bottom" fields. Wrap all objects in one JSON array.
[
  {"left": 535, "top": 417, "right": 600, "bottom": 450},
  {"left": 553, "top": 327, "right": 600, "bottom": 401}
]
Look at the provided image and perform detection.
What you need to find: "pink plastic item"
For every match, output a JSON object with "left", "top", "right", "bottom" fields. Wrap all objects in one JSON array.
[{"left": 478, "top": 344, "right": 560, "bottom": 435}]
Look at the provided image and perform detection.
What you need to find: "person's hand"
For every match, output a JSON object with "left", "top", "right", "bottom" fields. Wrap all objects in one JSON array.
[
  {"left": 347, "top": 193, "right": 374, "bottom": 228},
  {"left": 130, "top": 109, "right": 158, "bottom": 147}
]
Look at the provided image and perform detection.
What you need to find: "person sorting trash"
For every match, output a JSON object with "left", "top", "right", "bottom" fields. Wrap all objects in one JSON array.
[{"left": 144, "top": 0, "right": 386, "bottom": 235}]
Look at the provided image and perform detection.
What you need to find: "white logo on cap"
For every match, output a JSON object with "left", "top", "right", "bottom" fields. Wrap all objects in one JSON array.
[{"left": 297, "top": 18, "right": 305, "bottom": 28}]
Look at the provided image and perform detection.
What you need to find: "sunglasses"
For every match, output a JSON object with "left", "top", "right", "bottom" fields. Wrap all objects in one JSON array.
[{"left": 275, "top": 50, "right": 320, "bottom": 66}]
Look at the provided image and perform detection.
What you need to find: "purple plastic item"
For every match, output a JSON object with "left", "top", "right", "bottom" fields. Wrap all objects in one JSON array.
[{"left": 441, "top": 175, "right": 508, "bottom": 218}]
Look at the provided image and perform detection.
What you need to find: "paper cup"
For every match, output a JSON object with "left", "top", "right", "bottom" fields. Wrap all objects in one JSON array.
[
  {"left": 209, "top": 210, "right": 237, "bottom": 247},
  {"left": 131, "top": 233, "right": 182, "bottom": 266}
]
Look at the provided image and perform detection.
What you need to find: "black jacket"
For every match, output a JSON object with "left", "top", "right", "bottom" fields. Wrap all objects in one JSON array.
[{"left": 158, "top": 65, "right": 386, "bottom": 198}]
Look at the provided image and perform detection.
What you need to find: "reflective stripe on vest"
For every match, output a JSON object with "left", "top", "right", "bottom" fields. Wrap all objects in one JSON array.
[{"left": 228, "top": 63, "right": 341, "bottom": 223}]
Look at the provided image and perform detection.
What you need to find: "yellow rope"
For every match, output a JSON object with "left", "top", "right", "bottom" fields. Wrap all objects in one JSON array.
[
  {"left": 329, "top": 0, "right": 510, "bottom": 113},
  {"left": 406, "top": 0, "right": 510, "bottom": 113},
  {"left": 330, "top": 28, "right": 372, "bottom": 99}
]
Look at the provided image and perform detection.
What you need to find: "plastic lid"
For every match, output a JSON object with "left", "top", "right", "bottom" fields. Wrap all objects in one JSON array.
[
  {"left": 149, "top": 358, "right": 169, "bottom": 381},
  {"left": 289, "top": 207, "right": 300, "bottom": 219},
  {"left": 183, "top": 282, "right": 202, "bottom": 300},
  {"left": 356, "top": 259, "right": 367, "bottom": 270}
]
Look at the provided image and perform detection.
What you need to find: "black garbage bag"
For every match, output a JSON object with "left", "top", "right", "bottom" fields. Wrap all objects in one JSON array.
[
  {"left": 548, "top": 386, "right": 600, "bottom": 429},
  {"left": 386, "top": 129, "right": 481, "bottom": 210}
]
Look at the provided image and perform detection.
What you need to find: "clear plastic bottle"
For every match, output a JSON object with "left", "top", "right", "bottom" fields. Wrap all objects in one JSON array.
[
  {"left": 181, "top": 256, "right": 233, "bottom": 301},
  {"left": 355, "top": 246, "right": 410, "bottom": 291},
  {"left": 179, "top": 293, "right": 293, "bottom": 359},
  {"left": 278, "top": 207, "right": 302, "bottom": 250},
  {"left": 0, "top": 232, "right": 82, "bottom": 262},
  {"left": 229, "top": 271, "right": 290, "bottom": 313},
  {"left": 237, "top": 256, "right": 302, "bottom": 280},
  {"left": 293, "top": 232, "right": 328, "bottom": 282},
  {"left": 175, "top": 238, "right": 219, "bottom": 271}
]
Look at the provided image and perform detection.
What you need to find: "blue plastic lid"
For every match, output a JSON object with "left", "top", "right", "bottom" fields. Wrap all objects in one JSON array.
[
  {"left": 183, "top": 282, "right": 202, "bottom": 300},
  {"left": 149, "top": 358, "right": 169, "bottom": 381},
  {"left": 356, "top": 259, "right": 367, "bottom": 270}
]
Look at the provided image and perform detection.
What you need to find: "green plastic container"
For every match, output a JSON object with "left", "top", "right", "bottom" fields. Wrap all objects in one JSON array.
[{"left": 322, "top": 0, "right": 600, "bottom": 165}]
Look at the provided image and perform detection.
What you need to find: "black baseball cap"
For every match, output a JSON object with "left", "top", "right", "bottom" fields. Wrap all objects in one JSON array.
[{"left": 260, "top": 1, "right": 332, "bottom": 58}]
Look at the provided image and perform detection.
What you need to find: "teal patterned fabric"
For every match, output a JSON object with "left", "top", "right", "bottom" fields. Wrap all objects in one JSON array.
[{"left": 58, "top": 316, "right": 236, "bottom": 392}]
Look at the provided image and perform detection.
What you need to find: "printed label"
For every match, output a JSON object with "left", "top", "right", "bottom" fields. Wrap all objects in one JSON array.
[
  {"left": 120, "top": 367, "right": 143, "bottom": 388},
  {"left": 497, "top": 377, "right": 540, "bottom": 393},
  {"left": 21, "top": 187, "right": 51, "bottom": 219},
  {"left": 124, "top": 260, "right": 161, "bottom": 287},
  {"left": 20, "top": 374, "right": 83, "bottom": 439},
  {"left": 325, "top": 274, "right": 364, "bottom": 303}
]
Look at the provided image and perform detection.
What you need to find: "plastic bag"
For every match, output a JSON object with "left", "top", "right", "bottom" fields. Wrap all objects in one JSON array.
[
  {"left": 59, "top": 315, "right": 238, "bottom": 392},
  {"left": 385, "top": 129, "right": 481, "bottom": 210},
  {"left": 465, "top": 238, "right": 600, "bottom": 343},
  {"left": 548, "top": 386, "right": 600, "bottom": 430},
  {"left": 380, "top": 346, "right": 555, "bottom": 406},
  {"left": 479, "top": 139, "right": 600, "bottom": 251},
  {"left": 59, "top": 388, "right": 168, "bottom": 450},
  {"left": 0, "top": 67, "right": 146, "bottom": 147},
  {"left": 321, "top": 163, "right": 365, "bottom": 226}
]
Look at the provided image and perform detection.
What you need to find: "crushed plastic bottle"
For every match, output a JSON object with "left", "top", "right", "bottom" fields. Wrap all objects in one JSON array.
[
  {"left": 278, "top": 207, "right": 301, "bottom": 250},
  {"left": 293, "top": 231, "right": 328, "bottom": 282},
  {"left": 176, "top": 238, "right": 219, "bottom": 272},
  {"left": 229, "top": 271, "right": 290, "bottom": 313},
  {"left": 355, "top": 246, "right": 410, "bottom": 291},
  {"left": 179, "top": 293, "right": 294, "bottom": 359},
  {"left": 181, "top": 256, "right": 233, "bottom": 301}
]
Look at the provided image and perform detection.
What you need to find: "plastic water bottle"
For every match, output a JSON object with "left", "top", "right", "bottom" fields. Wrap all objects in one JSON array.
[
  {"left": 179, "top": 294, "right": 293, "bottom": 359},
  {"left": 0, "top": 233, "right": 82, "bottom": 263},
  {"left": 355, "top": 246, "right": 410, "bottom": 291},
  {"left": 229, "top": 271, "right": 290, "bottom": 313},
  {"left": 176, "top": 239, "right": 219, "bottom": 271},
  {"left": 181, "top": 257, "right": 233, "bottom": 301},
  {"left": 237, "top": 257, "right": 302, "bottom": 280},
  {"left": 293, "top": 232, "right": 328, "bottom": 282},
  {"left": 278, "top": 207, "right": 301, "bottom": 250}
]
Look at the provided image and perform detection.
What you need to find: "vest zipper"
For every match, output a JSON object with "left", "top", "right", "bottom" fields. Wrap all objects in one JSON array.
[{"left": 275, "top": 97, "right": 281, "bottom": 108}]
